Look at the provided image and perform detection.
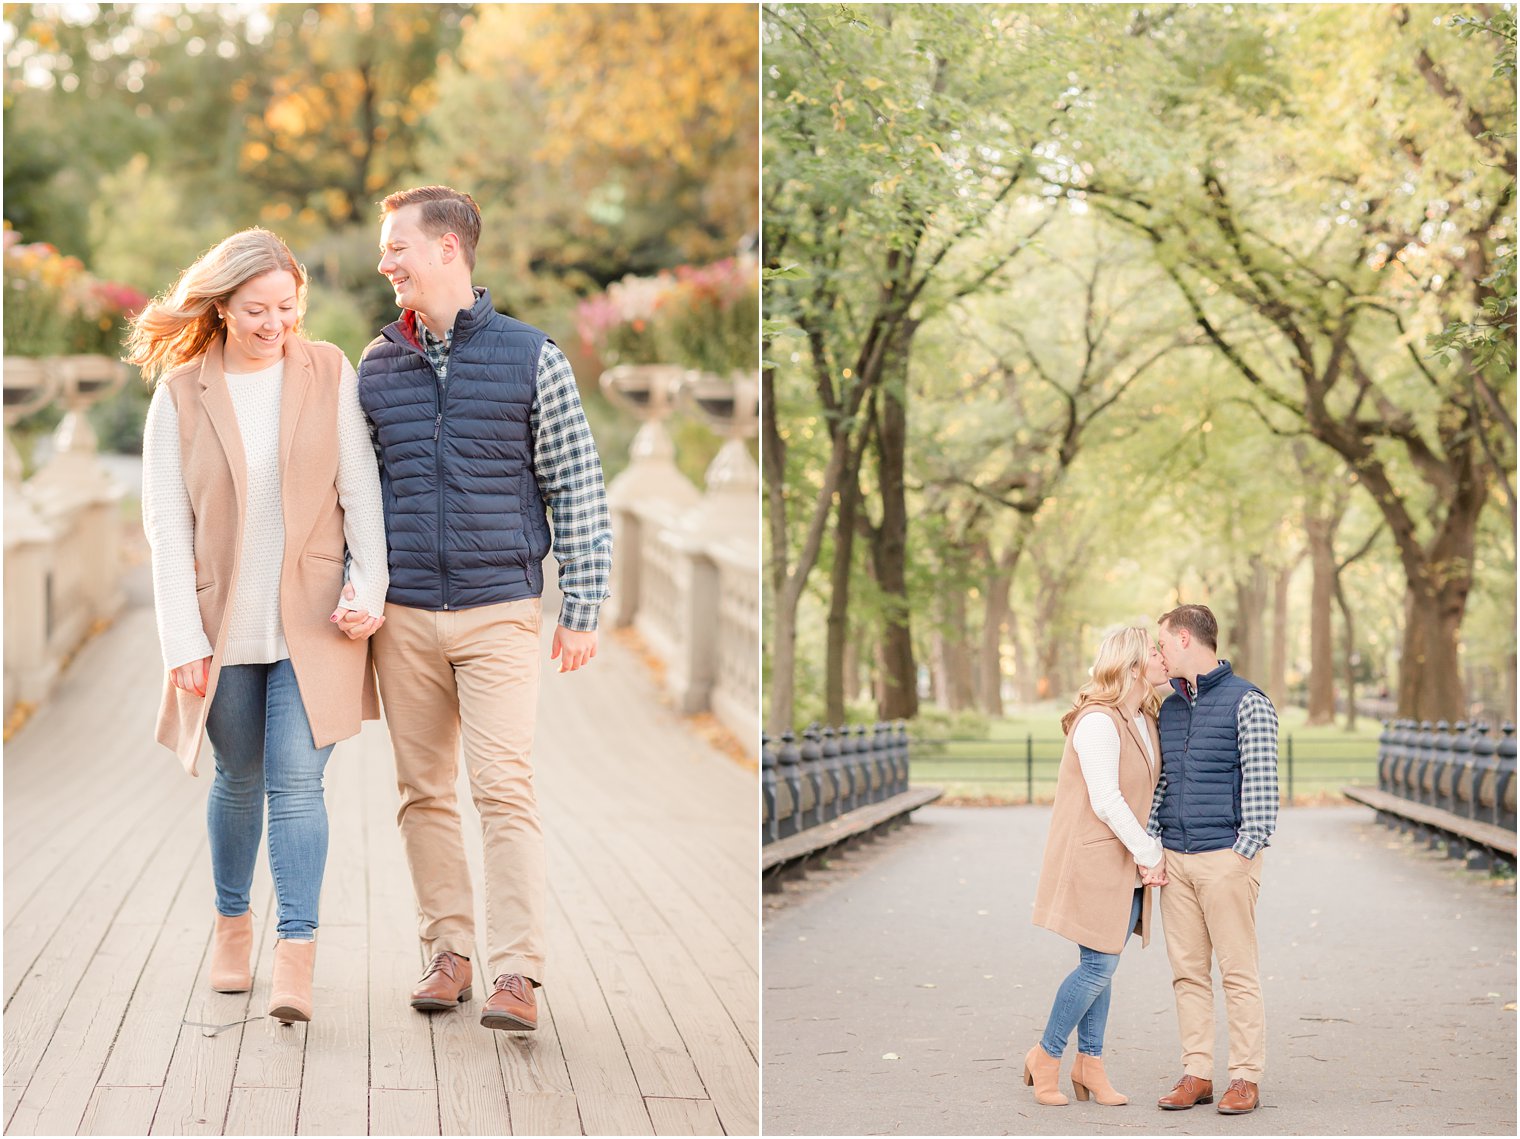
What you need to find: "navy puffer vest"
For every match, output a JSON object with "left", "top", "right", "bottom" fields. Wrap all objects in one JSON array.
[
  {"left": 1155, "top": 661, "right": 1262, "bottom": 853},
  {"left": 358, "top": 289, "right": 552, "bottom": 611}
]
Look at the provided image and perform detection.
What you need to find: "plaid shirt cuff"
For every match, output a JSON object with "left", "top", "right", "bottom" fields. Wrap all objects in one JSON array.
[{"left": 557, "top": 597, "right": 602, "bottom": 633}]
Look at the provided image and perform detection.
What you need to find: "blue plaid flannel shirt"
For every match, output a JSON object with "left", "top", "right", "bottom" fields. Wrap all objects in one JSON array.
[
  {"left": 408, "top": 322, "right": 612, "bottom": 632},
  {"left": 1145, "top": 686, "right": 1279, "bottom": 858}
]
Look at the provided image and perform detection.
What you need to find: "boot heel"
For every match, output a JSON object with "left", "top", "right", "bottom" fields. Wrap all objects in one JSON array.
[
  {"left": 1023, "top": 1064, "right": 1034, "bottom": 1087},
  {"left": 1198, "top": 1095, "right": 1214, "bottom": 1106},
  {"left": 1071, "top": 1079, "right": 1091, "bottom": 1102},
  {"left": 457, "top": 986, "right": 473, "bottom": 1003}
]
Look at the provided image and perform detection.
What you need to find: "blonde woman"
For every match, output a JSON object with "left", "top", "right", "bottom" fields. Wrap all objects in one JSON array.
[
  {"left": 132, "top": 228, "right": 388, "bottom": 1024},
  {"left": 1023, "top": 626, "right": 1169, "bottom": 1107}
]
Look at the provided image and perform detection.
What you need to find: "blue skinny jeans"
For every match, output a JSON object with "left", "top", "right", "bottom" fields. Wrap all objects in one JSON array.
[
  {"left": 1039, "top": 887, "right": 1144, "bottom": 1058},
  {"left": 204, "top": 659, "right": 334, "bottom": 941}
]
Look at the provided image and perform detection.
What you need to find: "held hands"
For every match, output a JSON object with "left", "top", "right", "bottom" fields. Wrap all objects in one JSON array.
[
  {"left": 551, "top": 626, "right": 597, "bottom": 673},
  {"left": 333, "top": 582, "right": 386, "bottom": 641},
  {"left": 1138, "top": 858, "right": 1169, "bottom": 888},
  {"left": 171, "top": 656, "right": 211, "bottom": 697}
]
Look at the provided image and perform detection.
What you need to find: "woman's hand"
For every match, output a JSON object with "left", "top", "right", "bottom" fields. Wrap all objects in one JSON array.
[
  {"left": 171, "top": 656, "right": 211, "bottom": 697},
  {"left": 332, "top": 584, "right": 385, "bottom": 640},
  {"left": 1138, "top": 859, "right": 1169, "bottom": 887}
]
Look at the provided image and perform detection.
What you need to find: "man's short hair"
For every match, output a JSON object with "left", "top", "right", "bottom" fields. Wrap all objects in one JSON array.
[
  {"left": 1159, "top": 603, "right": 1218, "bottom": 651},
  {"left": 381, "top": 185, "right": 481, "bottom": 270}
]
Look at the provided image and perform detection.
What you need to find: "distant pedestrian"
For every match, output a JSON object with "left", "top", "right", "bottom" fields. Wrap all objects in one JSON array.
[
  {"left": 134, "top": 228, "right": 388, "bottom": 1026},
  {"left": 1150, "top": 603, "right": 1278, "bottom": 1115},
  {"left": 1024, "top": 626, "right": 1169, "bottom": 1108}
]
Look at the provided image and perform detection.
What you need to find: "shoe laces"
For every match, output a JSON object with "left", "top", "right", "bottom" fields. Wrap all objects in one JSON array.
[
  {"left": 420, "top": 952, "right": 460, "bottom": 983},
  {"left": 492, "top": 973, "right": 530, "bottom": 999},
  {"left": 1225, "top": 1078, "right": 1253, "bottom": 1095}
]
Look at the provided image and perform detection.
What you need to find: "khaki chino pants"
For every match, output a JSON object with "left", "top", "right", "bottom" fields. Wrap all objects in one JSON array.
[
  {"left": 373, "top": 597, "right": 546, "bottom": 984},
  {"left": 1160, "top": 847, "right": 1266, "bottom": 1081}
]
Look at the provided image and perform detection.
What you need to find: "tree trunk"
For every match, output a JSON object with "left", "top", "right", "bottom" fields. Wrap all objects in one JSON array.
[
  {"left": 1398, "top": 579, "right": 1470, "bottom": 722},
  {"left": 1268, "top": 563, "right": 1294, "bottom": 709},
  {"left": 978, "top": 550, "right": 1017, "bottom": 717},
  {"left": 843, "top": 634, "right": 862, "bottom": 707},
  {"left": 938, "top": 589, "right": 975, "bottom": 711},
  {"left": 1333, "top": 579, "right": 1358, "bottom": 733},
  {"left": 1305, "top": 516, "right": 1337, "bottom": 726},
  {"left": 873, "top": 402, "right": 916, "bottom": 720},
  {"left": 824, "top": 443, "right": 865, "bottom": 725},
  {"left": 1230, "top": 557, "right": 1269, "bottom": 681},
  {"left": 1010, "top": 608, "right": 1039, "bottom": 706}
]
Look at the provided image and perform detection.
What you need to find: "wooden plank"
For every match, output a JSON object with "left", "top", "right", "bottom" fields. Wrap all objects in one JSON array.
[
  {"left": 556, "top": 812, "right": 756, "bottom": 1058},
  {"left": 541, "top": 832, "right": 706, "bottom": 1102},
  {"left": 431, "top": 986, "right": 510, "bottom": 1136},
  {"left": 529, "top": 895, "right": 651, "bottom": 1137},
  {"left": 102, "top": 863, "right": 272, "bottom": 1088},
  {"left": 5, "top": 922, "right": 158, "bottom": 1136},
  {"left": 360, "top": 723, "right": 439, "bottom": 1094},
  {"left": 1341, "top": 785, "right": 1519, "bottom": 854},
  {"left": 3, "top": 793, "right": 201, "bottom": 1094},
  {"left": 644, "top": 1097, "right": 725, "bottom": 1136},
  {"left": 370, "top": 1088, "right": 438, "bottom": 1136},
  {"left": 505, "top": 1091, "right": 582, "bottom": 1137},
  {"left": 550, "top": 831, "right": 759, "bottom": 1137},
  {"left": 761, "top": 786, "right": 943, "bottom": 869},
  {"left": 145, "top": 874, "right": 278, "bottom": 1137},
  {"left": 77, "top": 1086, "right": 163, "bottom": 1136},
  {"left": 224, "top": 1086, "right": 299, "bottom": 1136},
  {"left": 293, "top": 745, "right": 370, "bottom": 1137}
]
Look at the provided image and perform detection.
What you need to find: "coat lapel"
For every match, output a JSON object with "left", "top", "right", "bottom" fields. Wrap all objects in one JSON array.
[
  {"left": 197, "top": 340, "right": 248, "bottom": 522},
  {"left": 1119, "top": 710, "right": 1157, "bottom": 777}
]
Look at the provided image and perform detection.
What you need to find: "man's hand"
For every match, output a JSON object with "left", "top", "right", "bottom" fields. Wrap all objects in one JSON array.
[
  {"left": 1139, "top": 860, "right": 1169, "bottom": 887},
  {"left": 171, "top": 655, "right": 211, "bottom": 697},
  {"left": 551, "top": 626, "right": 597, "bottom": 673},
  {"left": 332, "top": 583, "right": 385, "bottom": 641}
]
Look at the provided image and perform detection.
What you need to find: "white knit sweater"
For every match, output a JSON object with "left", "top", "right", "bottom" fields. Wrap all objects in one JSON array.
[
  {"left": 142, "top": 356, "right": 387, "bottom": 671},
  {"left": 1071, "top": 710, "right": 1164, "bottom": 870}
]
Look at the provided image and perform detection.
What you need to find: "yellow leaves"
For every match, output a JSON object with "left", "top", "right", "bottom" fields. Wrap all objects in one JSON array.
[
  {"left": 264, "top": 93, "right": 308, "bottom": 137},
  {"left": 862, "top": 77, "right": 886, "bottom": 91}
]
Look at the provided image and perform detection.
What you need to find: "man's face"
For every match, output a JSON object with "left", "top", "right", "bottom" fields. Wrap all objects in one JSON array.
[
  {"left": 1156, "top": 622, "right": 1188, "bottom": 679},
  {"left": 378, "top": 204, "right": 446, "bottom": 313}
]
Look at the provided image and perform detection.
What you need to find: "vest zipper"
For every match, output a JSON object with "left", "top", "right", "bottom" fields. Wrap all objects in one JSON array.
[{"left": 434, "top": 383, "right": 450, "bottom": 611}]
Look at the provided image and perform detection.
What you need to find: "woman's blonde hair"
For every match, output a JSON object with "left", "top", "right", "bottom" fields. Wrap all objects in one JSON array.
[
  {"left": 125, "top": 228, "right": 306, "bottom": 384},
  {"left": 1060, "top": 625, "right": 1162, "bottom": 735}
]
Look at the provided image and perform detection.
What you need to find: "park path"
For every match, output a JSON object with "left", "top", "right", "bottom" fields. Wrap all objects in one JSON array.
[
  {"left": 763, "top": 805, "right": 1516, "bottom": 1136},
  {"left": 4, "top": 564, "right": 758, "bottom": 1137}
]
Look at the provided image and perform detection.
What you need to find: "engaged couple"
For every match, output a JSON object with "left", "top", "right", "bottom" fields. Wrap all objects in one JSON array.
[
  {"left": 1025, "top": 604, "right": 1278, "bottom": 1116},
  {"left": 138, "top": 186, "right": 612, "bottom": 1030}
]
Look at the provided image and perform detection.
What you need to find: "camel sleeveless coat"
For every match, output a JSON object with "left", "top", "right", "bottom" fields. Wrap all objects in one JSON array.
[
  {"left": 1031, "top": 702, "right": 1162, "bottom": 954},
  {"left": 154, "top": 336, "right": 379, "bottom": 776}
]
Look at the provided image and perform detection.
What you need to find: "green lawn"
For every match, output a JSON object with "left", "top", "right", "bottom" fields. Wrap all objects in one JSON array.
[{"left": 911, "top": 704, "right": 1383, "bottom": 804}]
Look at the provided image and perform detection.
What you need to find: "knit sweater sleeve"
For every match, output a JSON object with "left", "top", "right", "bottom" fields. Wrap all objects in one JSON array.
[
  {"left": 331, "top": 356, "right": 388, "bottom": 617},
  {"left": 1072, "top": 711, "right": 1164, "bottom": 869},
  {"left": 141, "top": 385, "right": 215, "bottom": 671}
]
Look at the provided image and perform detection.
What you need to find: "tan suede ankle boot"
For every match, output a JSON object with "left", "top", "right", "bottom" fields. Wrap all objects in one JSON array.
[
  {"left": 268, "top": 938, "right": 316, "bottom": 1023},
  {"left": 1071, "top": 1053, "right": 1128, "bottom": 1105},
  {"left": 1023, "top": 1044, "right": 1069, "bottom": 1106},
  {"left": 209, "top": 912, "right": 253, "bottom": 993}
]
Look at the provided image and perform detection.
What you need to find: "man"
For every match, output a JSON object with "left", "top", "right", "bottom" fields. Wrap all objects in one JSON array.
[
  {"left": 339, "top": 185, "right": 612, "bottom": 1032},
  {"left": 1147, "top": 604, "right": 1277, "bottom": 1115}
]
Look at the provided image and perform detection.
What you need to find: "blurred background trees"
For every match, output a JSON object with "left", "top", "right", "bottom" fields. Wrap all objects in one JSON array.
[
  {"left": 3, "top": 2, "right": 759, "bottom": 468},
  {"left": 763, "top": 3, "right": 1515, "bottom": 730}
]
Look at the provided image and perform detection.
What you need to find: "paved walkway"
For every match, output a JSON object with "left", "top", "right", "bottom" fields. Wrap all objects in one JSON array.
[
  {"left": 763, "top": 805, "right": 1516, "bottom": 1136},
  {"left": 4, "top": 566, "right": 758, "bottom": 1136}
]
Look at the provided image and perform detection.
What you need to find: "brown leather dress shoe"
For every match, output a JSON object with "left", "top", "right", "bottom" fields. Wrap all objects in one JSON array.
[
  {"left": 410, "top": 951, "right": 473, "bottom": 1011},
  {"left": 1158, "top": 1074, "right": 1214, "bottom": 1110},
  {"left": 1217, "top": 1078, "right": 1260, "bottom": 1115},
  {"left": 480, "top": 973, "right": 537, "bottom": 1031}
]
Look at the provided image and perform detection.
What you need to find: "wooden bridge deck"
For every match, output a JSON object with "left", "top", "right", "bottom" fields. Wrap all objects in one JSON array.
[{"left": 3, "top": 569, "right": 758, "bottom": 1136}]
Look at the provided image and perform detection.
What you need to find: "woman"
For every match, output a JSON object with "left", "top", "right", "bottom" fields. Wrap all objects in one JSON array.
[
  {"left": 1024, "top": 626, "right": 1169, "bottom": 1107},
  {"left": 133, "top": 228, "right": 388, "bottom": 1025}
]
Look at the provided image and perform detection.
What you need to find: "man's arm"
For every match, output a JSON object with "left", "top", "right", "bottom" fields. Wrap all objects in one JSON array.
[
  {"left": 530, "top": 341, "right": 613, "bottom": 635},
  {"left": 1235, "top": 691, "right": 1280, "bottom": 858},
  {"left": 1146, "top": 769, "right": 1167, "bottom": 840}
]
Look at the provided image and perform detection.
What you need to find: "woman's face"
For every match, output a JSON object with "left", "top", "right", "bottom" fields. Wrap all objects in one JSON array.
[
  {"left": 1142, "top": 643, "right": 1170, "bottom": 688},
  {"left": 219, "top": 269, "right": 298, "bottom": 369}
]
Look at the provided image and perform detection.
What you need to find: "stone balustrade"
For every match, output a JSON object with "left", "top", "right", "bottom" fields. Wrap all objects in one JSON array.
[
  {"left": 4, "top": 355, "right": 129, "bottom": 721},
  {"left": 603, "top": 364, "right": 759, "bottom": 756}
]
